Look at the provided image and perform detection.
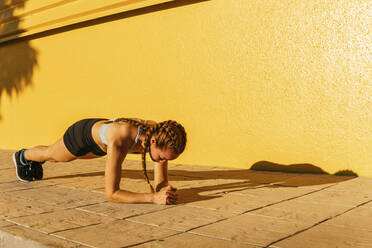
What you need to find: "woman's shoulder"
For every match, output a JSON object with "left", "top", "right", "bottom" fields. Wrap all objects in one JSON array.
[
  {"left": 106, "top": 121, "right": 132, "bottom": 144},
  {"left": 110, "top": 121, "right": 131, "bottom": 132}
]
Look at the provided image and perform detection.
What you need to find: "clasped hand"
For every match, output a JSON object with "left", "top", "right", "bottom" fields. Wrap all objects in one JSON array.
[{"left": 152, "top": 185, "right": 178, "bottom": 205}]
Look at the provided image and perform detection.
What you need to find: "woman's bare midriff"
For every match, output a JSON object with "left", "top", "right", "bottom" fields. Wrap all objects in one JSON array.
[{"left": 91, "top": 120, "right": 112, "bottom": 154}]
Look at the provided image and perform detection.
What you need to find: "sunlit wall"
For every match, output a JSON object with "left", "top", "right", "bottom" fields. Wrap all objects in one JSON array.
[{"left": 0, "top": 0, "right": 370, "bottom": 176}]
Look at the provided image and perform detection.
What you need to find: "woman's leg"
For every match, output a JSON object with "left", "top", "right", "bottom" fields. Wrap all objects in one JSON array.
[{"left": 23, "top": 138, "right": 77, "bottom": 162}]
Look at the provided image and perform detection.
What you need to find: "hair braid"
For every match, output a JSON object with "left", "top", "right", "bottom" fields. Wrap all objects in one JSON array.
[
  {"left": 141, "top": 151, "right": 155, "bottom": 193},
  {"left": 113, "top": 118, "right": 187, "bottom": 193},
  {"left": 114, "top": 118, "right": 154, "bottom": 192}
]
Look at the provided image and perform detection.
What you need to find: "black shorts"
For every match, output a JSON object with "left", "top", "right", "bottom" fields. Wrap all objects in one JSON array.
[{"left": 63, "top": 118, "right": 108, "bottom": 157}]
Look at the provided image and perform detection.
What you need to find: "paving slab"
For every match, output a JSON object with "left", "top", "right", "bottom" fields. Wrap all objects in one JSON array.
[
  {"left": 45, "top": 157, "right": 112, "bottom": 172},
  {"left": 54, "top": 220, "right": 178, "bottom": 248},
  {"left": 43, "top": 162, "right": 105, "bottom": 186},
  {"left": 325, "top": 204, "right": 372, "bottom": 231},
  {"left": 0, "top": 168, "right": 20, "bottom": 183},
  {"left": 8, "top": 209, "right": 116, "bottom": 234},
  {"left": 0, "top": 225, "right": 88, "bottom": 248},
  {"left": 164, "top": 168, "right": 298, "bottom": 185},
  {"left": 363, "top": 201, "right": 372, "bottom": 208},
  {"left": 59, "top": 179, "right": 106, "bottom": 191},
  {"left": 0, "top": 220, "right": 15, "bottom": 228},
  {"left": 128, "top": 205, "right": 236, "bottom": 231},
  {"left": 326, "top": 177, "right": 372, "bottom": 194},
  {"left": 78, "top": 202, "right": 172, "bottom": 219},
  {"left": 178, "top": 179, "right": 261, "bottom": 193},
  {"left": 274, "top": 223, "right": 372, "bottom": 248},
  {"left": 8, "top": 185, "right": 106, "bottom": 208},
  {"left": 93, "top": 178, "right": 158, "bottom": 193},
  {"left": 230, "top": 185, "right": 318, "bottom": 201},
  {"left": 41, "top": 158, "right": 144, "bottom": 184},
  {"left": 292, "top": 188, "right": 371, "bottom": 207},
  {"left": 185, "top": 192, "right": 289, "bottom": 214},
  {"left": 171, "top": 180, "right": 264, "bottom": 205},
  {"left": 249, "top": 199, "right": 350, "bottom": 226},
  {"left": 136, "top": 233, "right": 259, "bottom": 248},
  {"left": 271, "top": 174, "right": 353, "bottom": 188},
  {"left": 0, "top": 149, "right": 371, "bottom": 248},
  {"left": 175, "top": 188, "right": 221, "bottom": 204},
  {"left": 0, "top": 180, "right": 54, "bottom": 193},
  {"left": 119, "top": 178, "right": 158, "bottom": 193},
  {"left": 42, "top": 174, "right": 103, "bottom": 188},
  {"left": 0, "top": 193, "right": 60, "bottom": 219},
  {"left": 190, "top": 213, "right": 308, "bottom": 247}
]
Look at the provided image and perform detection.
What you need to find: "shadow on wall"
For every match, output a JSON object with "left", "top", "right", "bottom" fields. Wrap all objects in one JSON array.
[
  {"left": 0, "top": 0, "right": 209, "bottom": 121},
  {"left": 0, "top": 0, "right": 39, "bottom": 121},
  {"left": 7, "top": 0, "right": 210, "bottom": 43},
  {"left": 250, "top": 160, "right": 358, "bottom": 177}
]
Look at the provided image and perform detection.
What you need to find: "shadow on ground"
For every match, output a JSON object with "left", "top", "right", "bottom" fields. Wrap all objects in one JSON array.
[
  {"left": 43, "top": 162, "right": 358, "bottom": 204},
  {"left": 250, "top": 160, "right": 358, "bottom": 177}
]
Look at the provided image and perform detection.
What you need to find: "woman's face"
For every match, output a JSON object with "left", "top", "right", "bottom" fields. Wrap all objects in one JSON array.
[{"left": 149, "top": 138, "right": 179, "bottom": 162}]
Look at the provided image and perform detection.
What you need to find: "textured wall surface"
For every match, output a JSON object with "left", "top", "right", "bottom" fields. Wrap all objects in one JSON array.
[
  {"left": 0, "top": 0, "right": 173, "bottom": 42},
  {"left": 0, "top": 0, "right": 371, "bottom": 176}
]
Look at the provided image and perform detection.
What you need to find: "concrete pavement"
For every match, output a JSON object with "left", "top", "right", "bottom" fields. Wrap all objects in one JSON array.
[{"left": 0, "top": 149, "right": 371, "bottom": 248}]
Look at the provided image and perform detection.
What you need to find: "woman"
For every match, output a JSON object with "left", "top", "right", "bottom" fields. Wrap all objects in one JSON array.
[{"left": 12, "top": 118, "right": 187, "bottom": 205}]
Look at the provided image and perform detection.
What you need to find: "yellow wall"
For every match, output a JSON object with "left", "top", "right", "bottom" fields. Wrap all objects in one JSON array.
[{"left": 1, "top": 0, "right": 371, "bottom": 176}]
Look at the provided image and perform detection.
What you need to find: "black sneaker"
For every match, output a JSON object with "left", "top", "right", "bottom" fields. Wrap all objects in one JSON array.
[
  {"left": 12, "top": 149, "right": 33, "bottom": 182},
  {"left": 30, "top": 161, "right": 44, "bottom": 180}
]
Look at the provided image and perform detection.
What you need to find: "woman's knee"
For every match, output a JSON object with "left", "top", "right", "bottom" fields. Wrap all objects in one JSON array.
[
  {"left": 46, "top": 140, "right": 76, "bottom": 162},
  {"left": 47, "top": 150, "right": 75, "bottom": 162}
]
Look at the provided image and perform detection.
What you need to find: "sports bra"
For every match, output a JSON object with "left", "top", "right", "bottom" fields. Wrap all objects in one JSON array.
[{"left": 100, "top": 119, "right": 144, "bottom": 152}]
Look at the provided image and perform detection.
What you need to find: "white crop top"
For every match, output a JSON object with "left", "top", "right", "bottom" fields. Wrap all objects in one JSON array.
[{"left": 99, "top": 119, "right": 144, "bottom": 152}]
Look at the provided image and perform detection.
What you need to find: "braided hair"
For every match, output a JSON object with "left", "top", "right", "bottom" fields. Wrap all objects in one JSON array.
[{"left": 113, "top": 118, "right": 187, "bottom": 193}]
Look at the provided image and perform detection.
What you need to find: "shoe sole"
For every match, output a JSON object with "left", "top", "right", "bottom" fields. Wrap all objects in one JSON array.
[
  {"left": 12, "top": 152, "right": 32, "bottom": 182},
  {"left": 33, "top": 164, "right": 43, "bottom": 180}
]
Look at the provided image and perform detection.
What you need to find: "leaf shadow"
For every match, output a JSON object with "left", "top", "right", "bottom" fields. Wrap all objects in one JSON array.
[{"left": 0, "top": 0, "right": 39, "bottom": 121}]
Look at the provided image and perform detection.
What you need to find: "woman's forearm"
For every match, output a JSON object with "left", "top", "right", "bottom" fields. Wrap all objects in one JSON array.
[
  {"left": 108, "top": 189, "right": 154, "bottom": 204},
  {"left": 154, "top": 161, "right": 169, "bottom": 192}
]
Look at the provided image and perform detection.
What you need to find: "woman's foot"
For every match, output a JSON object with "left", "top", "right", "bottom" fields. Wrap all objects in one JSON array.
[
  {"left": 12, "top": 149, "right": 44, "bottom": 181},
  {"left": 12, "top": 149, "right": 33, "bottom": 182},
  {"left": 30, "top": 161, "right": 44, "bottom": 180}
]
